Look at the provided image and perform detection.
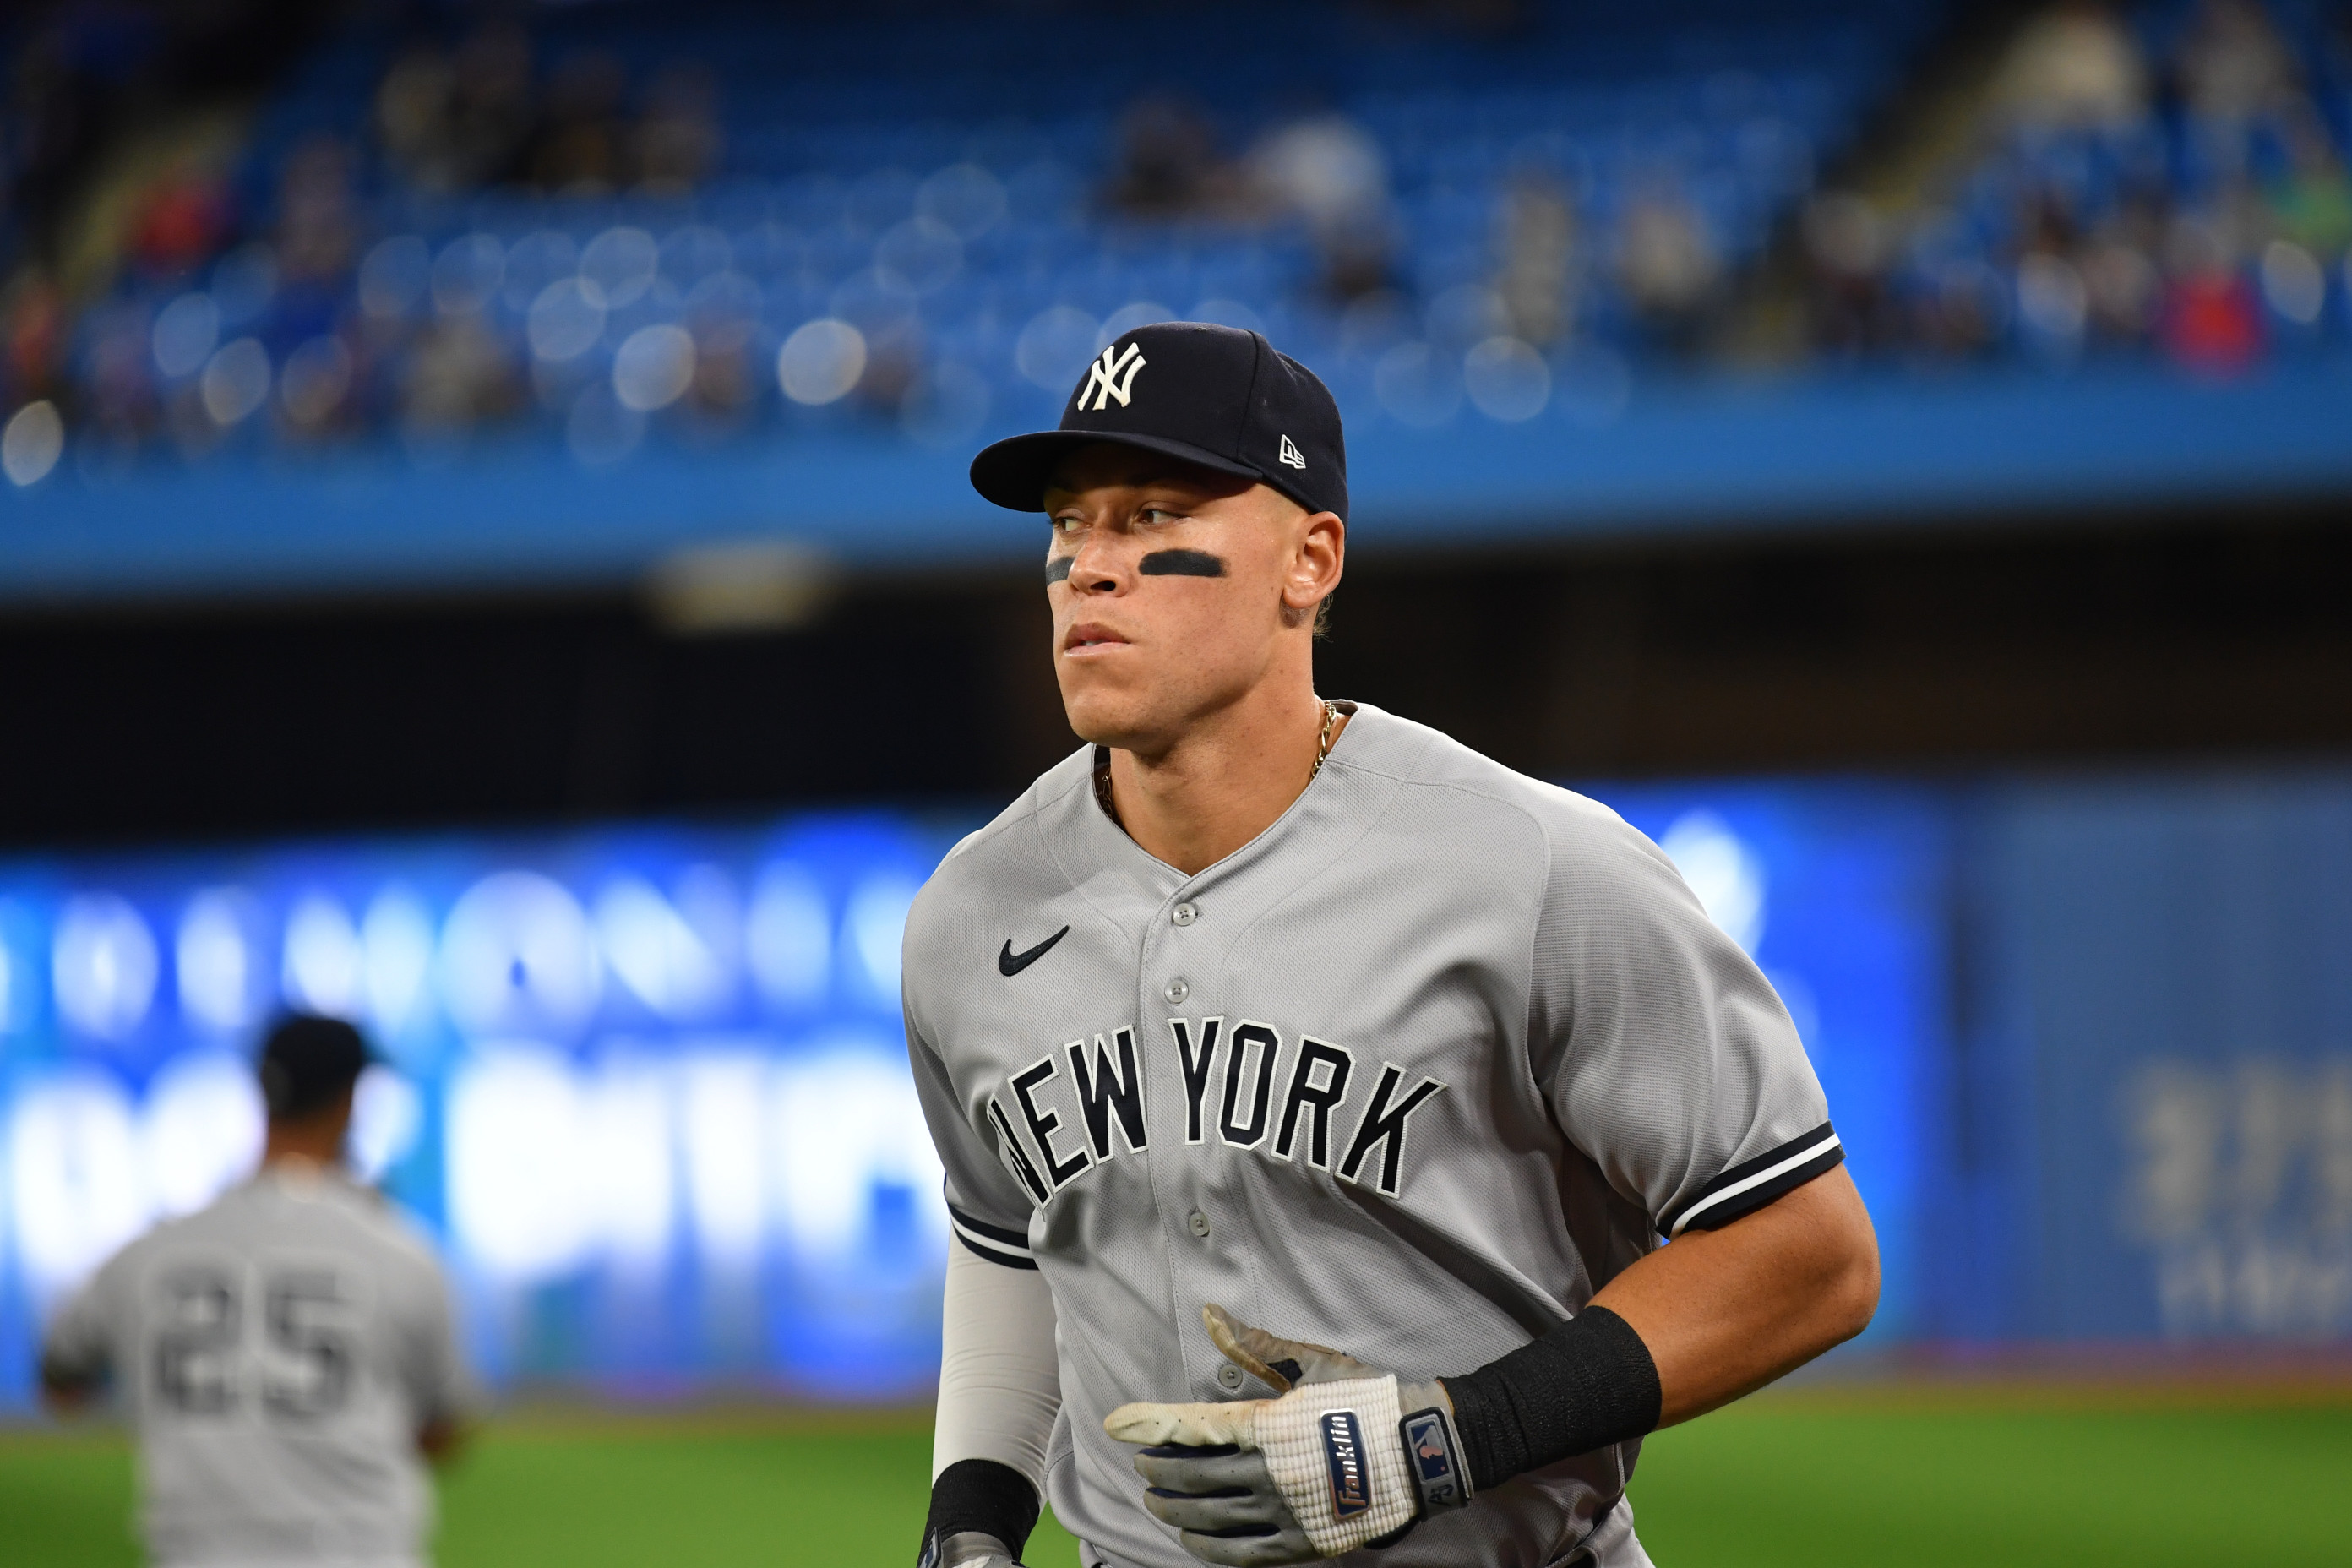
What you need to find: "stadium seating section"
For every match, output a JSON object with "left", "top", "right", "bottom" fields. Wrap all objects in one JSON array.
[
  {"left": 11, "top": 0, "right": 1943, "bottom": 471},
  {"left": 3, "top": 0, "right": 2349, "bottom": 505},
  {"left": 1799, "top": 0, "right": 2352, "bottom": 373}
]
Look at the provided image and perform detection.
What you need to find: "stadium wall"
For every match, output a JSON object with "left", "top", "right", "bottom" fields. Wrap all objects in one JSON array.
[{"left": 2, "top": 761, "right": 2346, "bottom": 1413}]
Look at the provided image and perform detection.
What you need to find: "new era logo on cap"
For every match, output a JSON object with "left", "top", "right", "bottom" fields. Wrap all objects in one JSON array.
[{"left": 969, "top": 321, "right": 1348, "bottom": 523}]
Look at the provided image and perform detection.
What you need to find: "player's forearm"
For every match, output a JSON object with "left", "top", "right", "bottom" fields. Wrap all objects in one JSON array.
[
  {"left": 40, "top": 1378, "right": 98, "bottom": 1414},
  {"left": 934, "top": 1244, "right": 1061, "bottom": 1485},
  {"left": 38, "top": 1353, "right": 104, "bottom": 1414},
  {"left": 1434, "top": 1168, "right": 1874, "bottom": 1494},
  {"left": 1592, "top": 1163, "right": 1879, "bottom": 1426},
  {"left": 923, "top": 1243, "right": 1062, "bottom": 1565},
  {"left": 416, "top": 1415, "right": 470, "bottom": 1465}
]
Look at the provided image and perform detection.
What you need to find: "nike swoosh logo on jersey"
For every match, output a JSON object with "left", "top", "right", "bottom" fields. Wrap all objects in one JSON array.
[{"left": 999, "top": 926, "right": 1071, "bottom": 977}]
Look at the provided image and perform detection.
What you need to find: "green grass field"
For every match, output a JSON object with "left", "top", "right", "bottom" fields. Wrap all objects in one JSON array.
[{"left": 6, "top": 1387, "right": 2349, "bottom": 1566}]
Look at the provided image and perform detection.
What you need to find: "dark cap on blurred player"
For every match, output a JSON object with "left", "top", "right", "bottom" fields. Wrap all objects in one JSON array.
[
  {"left": 257, "top": 1013, "right": 373, "bottom": 1121},
  {"left": 970, "top": 321, "right": 1348, "bottom": 522}
]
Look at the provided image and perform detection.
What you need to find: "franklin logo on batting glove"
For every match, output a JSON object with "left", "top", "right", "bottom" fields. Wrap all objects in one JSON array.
[{"left": 1319, "top": 1411, "right": 1370, "bottom": 1519}]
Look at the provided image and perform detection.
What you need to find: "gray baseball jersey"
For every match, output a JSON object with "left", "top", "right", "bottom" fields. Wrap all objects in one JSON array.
[
  {"left": 41, "top": 1164, "right": 473, "bottom": 1568},
  {"left": 905, "top": 703, "right": 1842, "bottom": 1568}
]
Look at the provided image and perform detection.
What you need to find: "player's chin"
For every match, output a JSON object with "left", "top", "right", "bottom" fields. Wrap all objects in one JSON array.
[
  {"left": 1057, "top": 661, "right": 1136, "bottom": 714},
  {"left": 1059, "top": 684, "right": 1162, "bottom": 750}
]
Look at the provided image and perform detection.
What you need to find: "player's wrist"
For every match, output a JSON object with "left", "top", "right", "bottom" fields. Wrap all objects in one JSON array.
[
  {"left": 919, "top": 1459, "right": 1039, "bottom": 1568},
  {"left": 1437, "top": 1304, "right": 1662, "bottom": 1494},
  {"left": 925, "top": 1530, "right": 1023, "bottom": 1568}
]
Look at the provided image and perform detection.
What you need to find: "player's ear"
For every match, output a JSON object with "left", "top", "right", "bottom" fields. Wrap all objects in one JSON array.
[{"left": 1280, "top": 510, "right": 1342, "bottom": 629}]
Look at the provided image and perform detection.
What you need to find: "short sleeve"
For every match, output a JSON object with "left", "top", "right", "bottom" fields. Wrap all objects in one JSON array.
[
  {"left": 1528, "top": 802, "right": 1841, "bottom": 1238},
  {"left": 906, "top": 999, "right": 1042, "bottom": 1271},
  {"left": 40, "top": 1265, "right": 119, "bottom": 1389},
  {"left": 393, "top": 1250, "right": 477, "bottom": 1426}
]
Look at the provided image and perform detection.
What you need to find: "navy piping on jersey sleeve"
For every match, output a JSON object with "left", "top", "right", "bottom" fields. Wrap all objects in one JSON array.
[
  {"left": 949, "top": 1203, "right": 1037, "bottom": 1270},
  {"left": 1658, "top": 1123, "right": 1843, "bottom": 1238}
]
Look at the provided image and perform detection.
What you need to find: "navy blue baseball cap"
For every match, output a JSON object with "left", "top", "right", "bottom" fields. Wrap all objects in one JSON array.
[
  {"left": 971, "top": 321, "right": 1348, "bottom": 521},
  {"left": 257, "top": 1014, "right": 373, "bottom": 1120}
]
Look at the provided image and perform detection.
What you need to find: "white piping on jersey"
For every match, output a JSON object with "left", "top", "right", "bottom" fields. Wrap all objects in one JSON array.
[{"left": 1667, "top": 1130, "right": 1842, "bottom": 1237}]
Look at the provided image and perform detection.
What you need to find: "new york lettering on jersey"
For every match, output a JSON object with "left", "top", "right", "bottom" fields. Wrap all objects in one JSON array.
[{"left": 983, "top": 1018, "right": 1446, "bottom": 1206}]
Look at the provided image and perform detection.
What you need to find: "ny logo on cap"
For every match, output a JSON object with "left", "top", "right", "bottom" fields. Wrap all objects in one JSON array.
[
  {"left": 1079, "top": 341, "right": 1147, "bottom": 411},
  {"left": 1277, "top": 434, "right": 1306, "bottom": 470}
]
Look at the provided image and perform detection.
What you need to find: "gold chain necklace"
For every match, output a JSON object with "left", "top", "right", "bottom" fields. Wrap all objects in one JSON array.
[
  {"left": 1308, "top": 698, "right": 1342, "bottom": 781},
  {"left": 1094, "top": 700, "right": 1347, "bottom": 825}
]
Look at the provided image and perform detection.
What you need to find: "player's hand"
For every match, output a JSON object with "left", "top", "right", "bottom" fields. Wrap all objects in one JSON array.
[
  {"left": 1102, "top": 1306, "right": 1469, "bottom": 1565},
  {"left": 1200, "top": 1303, "right": 1380, "bottom": 1391}
]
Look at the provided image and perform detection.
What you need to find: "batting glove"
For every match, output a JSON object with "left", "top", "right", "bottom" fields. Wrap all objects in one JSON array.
[{"left": 1103, "top": 1305, "right": 1473, "bottom": 1565}]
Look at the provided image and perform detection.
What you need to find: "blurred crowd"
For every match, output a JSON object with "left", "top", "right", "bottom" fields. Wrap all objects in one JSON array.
[
  {"left": 1103, "top": 99, "right": 1400, "bottom": 303},
  {"left": 6, "top": 1, "right": 2343, "bottom": 483},
  {"left": 0, "top": 14, "right": 733, "bottom": 475},
  {"left": 374, "top": 24, "right": 722, "bottom": 197},
  {"left": 1796, "top": 0, "right": 2352, "bottom": 372},
  {"left": 1100, "top": 90, "right": 1729, "bottom": 358},
  {"left": 0, "top": 0, "right": 1921, "bottom": 477},
  {"left": 0, "top": 1, "right": 302, "bottom": 476}
]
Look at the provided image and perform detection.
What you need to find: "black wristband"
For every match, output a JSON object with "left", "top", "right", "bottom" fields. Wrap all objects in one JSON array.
[
  {"left": 1438, "top": 1304, "right": 1663, "bottom": 1493},
  {"left": 918, "top": 1458, "right": 1039, "bottom": 1567}
]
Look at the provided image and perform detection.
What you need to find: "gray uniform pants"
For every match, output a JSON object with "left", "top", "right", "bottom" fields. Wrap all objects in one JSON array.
[{"left": 1081, "top": 1495, "right": 1654, "bottom": 1568}]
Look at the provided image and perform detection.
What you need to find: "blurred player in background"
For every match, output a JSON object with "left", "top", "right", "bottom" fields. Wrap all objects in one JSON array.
[{"left": 40, "top": 1015, "right": 475, "bottom": 1568}]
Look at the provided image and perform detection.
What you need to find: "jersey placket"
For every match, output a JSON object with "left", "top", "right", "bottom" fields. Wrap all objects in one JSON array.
[
  {"left": 1120, "top": 751, "right": 1379, "bottom": 1406},
  {"left": 1135, "top": 859, "right": 1267, "bottom": 1404},
  {"left": 1133, "top": 802, "right": 1345, "bottom": 1407},
  {"left": 1135, "top": 872, "right": 1203, "bottom": 1402}
]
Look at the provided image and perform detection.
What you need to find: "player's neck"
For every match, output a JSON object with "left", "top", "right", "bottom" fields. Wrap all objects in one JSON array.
[
  {"left": 1105, "top": 681, "right": 1345, "bottom": 875},
  {"left": 261, "top": 1113, "right": 351, "bottom": 1170}
]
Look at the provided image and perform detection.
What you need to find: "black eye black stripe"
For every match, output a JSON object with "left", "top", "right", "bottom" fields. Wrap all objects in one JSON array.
[
  {"left": 1139, "top": 549, "right": 1226, "bottom": 577},
  {"left": 1048, "top": 549, "right": 1228, "bottom": 583}
]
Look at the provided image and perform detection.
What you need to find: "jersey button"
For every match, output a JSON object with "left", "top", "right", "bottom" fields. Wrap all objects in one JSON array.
[
  {"left": 1164, "top": 977, "right": 1189, "bottom": 1004},
  {"left": 1172, "top": 902, "right": 1197, "bottom": 927},
  {"left": 1187, "top": 1209, "right": 1211, "bottom": 1239},
  {"left": 1217, "top": 1364, "right": 1244, "bottom": 1391}
]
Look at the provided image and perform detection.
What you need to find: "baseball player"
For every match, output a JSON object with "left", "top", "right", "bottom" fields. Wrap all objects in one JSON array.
[
  {"left": 40, "top": 1015, "right": 475, "bottom": 1568},
  {"left": 906, "top": 321, "right": 1878, "bottom": 1568}
]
